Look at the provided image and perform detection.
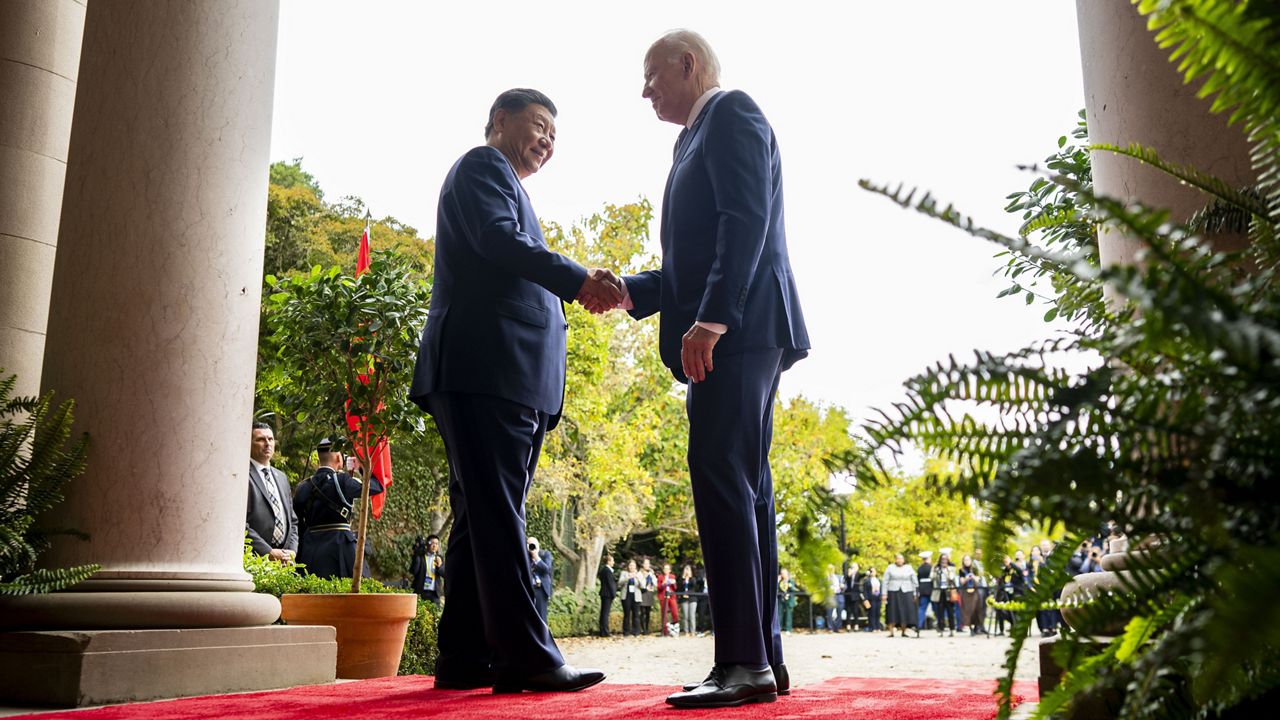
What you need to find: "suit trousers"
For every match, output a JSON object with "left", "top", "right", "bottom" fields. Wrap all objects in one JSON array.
[
  {"left": 425, "top": 392, "right": 564, "bottom": 679},
  {"left": 686, "top": 348, "right": 785, "bottom": 668},
  {"left": 598, "top": 595, "right": 614, "bottom": 636}
]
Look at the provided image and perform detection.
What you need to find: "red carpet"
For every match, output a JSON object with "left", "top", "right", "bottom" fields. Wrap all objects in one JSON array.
[{"left": 13, "top": 676, "right": 1033, "bottom": 719}]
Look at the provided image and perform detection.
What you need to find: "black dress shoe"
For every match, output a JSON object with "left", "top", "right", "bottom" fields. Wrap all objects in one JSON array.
[
  {"left": 683, "top": 662, "right": 789, "bottom": 695},
  {"left": 773, "top": 662, "right": 790, "bottom": 696},
  {"left": 433, "top": 661, "right": 494, "bottom": 690},
  {"left": 493, "top": 664, "right": 606, "bottom": 694},
  {"left": 666, "top": 664, "right": 776, "bottom": 708},
  {"left": 433, "top": 673, "right": 493, "bottom": 690}
]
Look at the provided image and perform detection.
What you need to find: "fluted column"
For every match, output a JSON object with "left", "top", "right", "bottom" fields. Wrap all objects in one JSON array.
[
  {"left": 0, "top": 0, "right": 85, "bottom": 398},
  {"left": 24, "top": 0, "right": 282, "bottom": 629},
  {"left": 1076, "top": 0, "right": 1256, "bottom": 268}
]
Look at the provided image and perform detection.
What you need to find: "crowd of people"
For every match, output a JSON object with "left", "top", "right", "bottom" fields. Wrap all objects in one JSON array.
[
  {"left": 598, "top": 555, "right": 710, "bottom": 638},
  {"left": 780, "top": 530, "right": 1127, "bottom": 639}
]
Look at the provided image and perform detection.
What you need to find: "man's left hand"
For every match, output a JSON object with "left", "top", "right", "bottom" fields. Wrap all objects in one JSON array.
[{"left": 682, "top": 324, "right": 721, "bottom": 383}]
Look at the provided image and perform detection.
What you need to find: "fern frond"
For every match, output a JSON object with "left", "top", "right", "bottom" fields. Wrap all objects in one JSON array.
[
  {"left": 1092, "top": 142, "right": 1269, "bottom": 218},
  {"left": 0, "top": 564, "right": 100, "bottom": 596}
]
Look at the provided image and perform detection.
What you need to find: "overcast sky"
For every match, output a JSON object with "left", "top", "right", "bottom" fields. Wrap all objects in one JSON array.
[{"left": 269, "top": 1, "right": 1087, "bottom": 426}]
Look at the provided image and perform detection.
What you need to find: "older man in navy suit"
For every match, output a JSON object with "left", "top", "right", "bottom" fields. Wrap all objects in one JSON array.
[
  {"left": 619, "top": 31, "right": 810, "bottom": 708},
  {"left": 409, "top": 88, "right": 613, "bottom": 695}
]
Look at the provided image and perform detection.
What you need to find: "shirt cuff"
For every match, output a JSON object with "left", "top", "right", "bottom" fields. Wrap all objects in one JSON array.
[
  {"left": 619, "top": 279, "right": 635, "bottom": 311},
  {"left": 695, "top": 321, "right": 728, "bottom": 334}
]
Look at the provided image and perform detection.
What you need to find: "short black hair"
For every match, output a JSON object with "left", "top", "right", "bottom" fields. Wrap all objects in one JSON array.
[
  {"left": 252, "top": 421, "right": 272, "bottom": 432},
  {"left": 427, "top": 534, "right": 440, "bottom": 543},
  {"left": 484, "top": 88, "right": 557, "bottom": 139}
]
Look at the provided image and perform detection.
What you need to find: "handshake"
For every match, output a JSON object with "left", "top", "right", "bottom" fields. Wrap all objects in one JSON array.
[{"left": 575, "top": 268, "right": 627, "bottom": 314}]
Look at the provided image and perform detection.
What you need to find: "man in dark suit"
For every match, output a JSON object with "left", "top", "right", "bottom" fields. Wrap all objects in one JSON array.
[
  {"left": 293, "top": 437, "right": 384, "bottom": 579},
  {"left": 247, "top": 422, "right": 298, "bottom": 562},
  {"left": 409, "top": 88, "right": 612, "bottom": 695},
  {"left": 619, "top": 30, "right": 810, "bottom": 708},
  {"left": 597, "top": 554, "right": 618, "bottom": 637},
  {"left": 528, "top": 537, "right": 553, "bottom": 623}
]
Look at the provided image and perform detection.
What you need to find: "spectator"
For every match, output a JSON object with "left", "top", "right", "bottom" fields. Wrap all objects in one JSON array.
[
  {"left": 915, "top": 550, "right": 934, "bottom": 637},
  {"left": 529, "top": 536, "right": 553, "bottom": 625},
  {"left": 246, "top": 422, "right": 298, "bottom": 563},
  {"left": 619, "top": 558, "right": 642, "bottom": 636},
  {"left": 883, "top": 553, "right": 918, "bottom": 638},
  {"left": 1083, "top": 546, "right": 1104, "bottom": 573},
  {"left": 410, "top": 534, "right": 444, "bottom": 603},
  {"left": 825, "top": 563, "right": 845, "bottom": 632},
  {"left": 638, "top": 557, "right": 657, "bottom": 635},
  {"left": 958, "top": 554, "right": 987, "bottom": 636},
  {"left": 931, "top": 552, "right": 958, "bottom": 637},
  {"left": 678, "top": 564, "right": 700, "bottom": 636},
  {"left": 777, "top": 568, "right": 798, "bottom": 633},
  {"left": 1029, "top": 543, "right": 1058, "bottom": 637},
  {"left": 994, "top": 554, "right": 1025, "bottom": 636},
  {"left": 293, "top": 437, "right": 384, "bottom": 578},
  {"left": 864, "top": 566, "right": 883, "bottom": 632},
  {"left": 658, "top": 562, "right": 680, "bottom": 636},
  {"left": 843, "top": 562, "right": 864, "bottom": 631},
  {"left": 1067, "top": 540, "right": 1091, "bottom": 577},
  {"left": 597, "top": 554, "right": 618, "bottom": 637}
]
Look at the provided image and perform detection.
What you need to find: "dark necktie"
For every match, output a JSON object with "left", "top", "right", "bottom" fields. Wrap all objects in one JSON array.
[{"left": 673, "top": 128, "right": 689, "bottom": 161}]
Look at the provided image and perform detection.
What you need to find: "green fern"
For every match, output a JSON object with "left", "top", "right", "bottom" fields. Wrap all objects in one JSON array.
[
  {"left": 0, "top": 371, "right": 97, "bottom": 593},
  {"left": 847, "top": 2, "right": 1280, "bottom": 717}
]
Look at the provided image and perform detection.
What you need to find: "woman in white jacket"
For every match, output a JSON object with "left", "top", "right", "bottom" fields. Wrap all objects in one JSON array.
[{"left": 882, "top": 553, "right": 919, "bottom": 637}]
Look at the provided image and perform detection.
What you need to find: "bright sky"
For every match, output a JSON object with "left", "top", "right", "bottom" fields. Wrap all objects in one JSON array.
[{"left": 269, "top": 1, "right": 1086, "bottom": 425}]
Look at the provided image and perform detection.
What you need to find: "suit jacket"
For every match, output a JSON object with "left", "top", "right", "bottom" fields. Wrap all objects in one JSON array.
[
  {"left": 410, "top": 145, "right": 588, "bottom": 425},
  {"left": 624, "top": 90, "right": 809, "bottom": 382},
  {"left": 598, "top": 564, "right": 618, "bottom": 599},
  {"left": 246, "top": 463, "right": 299, "bottom": 555},
  {"left": 532, "top": 549, "right": 553, "bottom": 600}
]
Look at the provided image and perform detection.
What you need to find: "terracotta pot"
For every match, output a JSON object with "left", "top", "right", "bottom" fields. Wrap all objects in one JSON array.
[{"left": 280, "top": 593, "right": 418, "bottom": 679}]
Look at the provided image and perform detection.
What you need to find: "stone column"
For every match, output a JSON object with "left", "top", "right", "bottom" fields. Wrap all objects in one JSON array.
[
  {"left": 0, "top": 0, "right": 84, "bottom": 398},
  {"left": 17, "top": 0, "right": 284, "bottom": 628},
  {"left": 1076, "top": 0, "right": 1256, "bottom": 268},
  {"left": 1, "top": 2, "right": 339, "bottom": 707}
]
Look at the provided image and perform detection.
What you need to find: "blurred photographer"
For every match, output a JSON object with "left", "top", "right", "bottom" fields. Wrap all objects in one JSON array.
[{"left": 529, "top": 536, "right": 553, "bottom": 624}]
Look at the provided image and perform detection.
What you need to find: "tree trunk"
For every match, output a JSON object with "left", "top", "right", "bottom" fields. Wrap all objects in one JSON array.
[{"left": 574, "top": 533, "right": 608, "bottom": 595}]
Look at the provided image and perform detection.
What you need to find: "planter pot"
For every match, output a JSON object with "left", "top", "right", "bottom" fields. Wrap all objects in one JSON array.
[{"left": 280, "top": 593, "right": 417, "bottom": 679}]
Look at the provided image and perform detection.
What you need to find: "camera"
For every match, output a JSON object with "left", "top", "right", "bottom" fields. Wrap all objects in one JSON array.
[{"left": 528, "top": 543, "right": 536, "bottom": 551}]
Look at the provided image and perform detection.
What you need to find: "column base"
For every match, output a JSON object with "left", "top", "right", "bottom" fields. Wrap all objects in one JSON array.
[
  {"left": 0, "top": 625, "right": 337, "bottom": 708},
  {"left": 0, "top": 590, "right": 281, "bottom": 630}
]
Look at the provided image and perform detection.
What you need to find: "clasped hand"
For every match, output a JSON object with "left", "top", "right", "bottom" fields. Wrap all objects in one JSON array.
[{"left": 576, "top": 268, "right": 624, "bottom": 314}]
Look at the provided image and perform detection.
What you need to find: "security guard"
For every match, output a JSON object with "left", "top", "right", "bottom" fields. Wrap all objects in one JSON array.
[{"left": 293, "top": 437, "right": 384, "bottom": 578}]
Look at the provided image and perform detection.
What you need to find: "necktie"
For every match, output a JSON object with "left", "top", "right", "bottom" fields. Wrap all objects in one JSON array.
[
  {"left": 673, "top": 128, "right": 689, "bottom": 161},
  {"left": 260, "top": 466, "right": 286, "bottom": 545}
]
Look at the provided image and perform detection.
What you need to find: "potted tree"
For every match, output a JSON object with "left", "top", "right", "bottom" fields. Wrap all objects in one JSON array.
[{"left": 260, "top": 248, "right": 430, "bottom": 678}]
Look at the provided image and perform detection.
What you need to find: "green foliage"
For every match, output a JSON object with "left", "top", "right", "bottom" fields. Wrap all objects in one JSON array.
[
  {"left": 999, "top": 110, "right": 1105, "bottom": 331},
  {"left": 546, "top": 588, "right": 608, "bottom": 638},
  {"left": 849, "top": 2, "right": 1280, "bottom": 717},
  {"left": 0, "top": 372, "right": 99, "bottom": 596},
  {"left": 243, "top": 539, "right": 409, "bottom": 596},
  {"left": 398, "top": 598, "right": 442, "bottom": 675}
]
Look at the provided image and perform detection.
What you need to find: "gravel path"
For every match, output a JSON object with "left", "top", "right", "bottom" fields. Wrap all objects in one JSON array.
[{"left": 558, "top": 629, "right": 1042, "bottom": 688}]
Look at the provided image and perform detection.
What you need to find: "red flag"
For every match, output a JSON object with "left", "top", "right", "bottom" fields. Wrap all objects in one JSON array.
[
  {"left": 346, "top": 214, "right": 392, "bottom": 518},
  {"left": 356, "top": 218, "right": 371, "bottom": 276}
]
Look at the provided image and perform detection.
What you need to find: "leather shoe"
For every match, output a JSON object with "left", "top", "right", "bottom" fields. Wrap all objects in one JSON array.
[
  {"left": 493, "top": 664, "right": 606, "bottom": 694},
  {"left": 667, "top": 664, "right": 776, "bottom": 708},
  {"left": 434, "top": 673, "right": 493, "bottom": 690},
  {"left": 683, "top": 662, "right": 790, "bottom": 695}
]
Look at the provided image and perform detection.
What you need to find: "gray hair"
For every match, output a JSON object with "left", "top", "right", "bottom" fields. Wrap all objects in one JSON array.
[{"left": 651, "top": 29, "right": 721, "bottom": 88}]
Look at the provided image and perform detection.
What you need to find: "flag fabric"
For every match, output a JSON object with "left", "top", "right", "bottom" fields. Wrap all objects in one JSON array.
[
  {"left": 346, "top": 213, "right": 392, "bottom": 518},
  {"left": 356, "top": 218, "right": 371, "bottom": 276}
]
